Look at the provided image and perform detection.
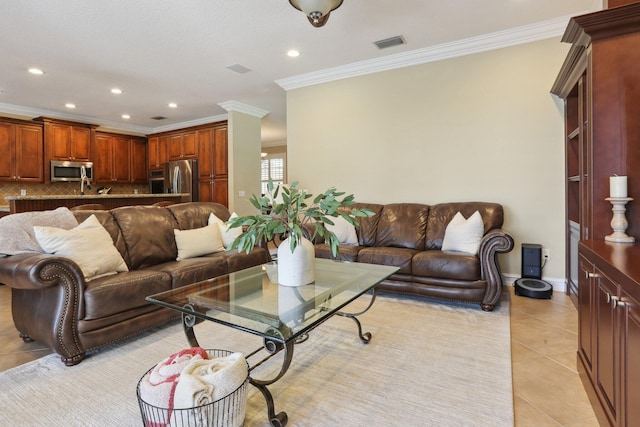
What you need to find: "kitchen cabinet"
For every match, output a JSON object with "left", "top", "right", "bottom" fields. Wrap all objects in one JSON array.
[
  {"left": 168, "top": 131, "right": 197, "bottom": 160},
  {"left": 197, "top": 124, "right": 228, "bottom": 207},
  {"left": 93, "top": 131, "right": 147, "bottom": 184},
  {"left": 34, "top": 117, "right": 97, "bottom": 183},
  {"left": 579, "top": 240, "right": 640, "bottom": 427},
  {"left": 148, "top": 136, "right": 168, "bottom": 171},
  {"left": 0, "top": 118, "right": 44, "bottom": 182}
]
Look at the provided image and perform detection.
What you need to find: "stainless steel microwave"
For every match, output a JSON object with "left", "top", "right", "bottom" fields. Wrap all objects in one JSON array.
[{"left": 50, "top": 160, "right": 93, "bottom": 182}]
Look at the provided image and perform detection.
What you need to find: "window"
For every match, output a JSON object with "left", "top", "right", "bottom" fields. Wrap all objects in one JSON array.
[{"left": 261, "top": 153, "right": 286, "bottom": 195}]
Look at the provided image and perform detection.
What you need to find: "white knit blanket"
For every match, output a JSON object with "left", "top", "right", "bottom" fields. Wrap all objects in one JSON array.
[{"left": 0, "top": 207, "right": 78, "bottom": 257}]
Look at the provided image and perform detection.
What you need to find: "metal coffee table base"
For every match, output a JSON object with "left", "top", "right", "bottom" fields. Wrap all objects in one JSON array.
[{"left": 181, "top": 289, "right": 378, "bottom": 427}]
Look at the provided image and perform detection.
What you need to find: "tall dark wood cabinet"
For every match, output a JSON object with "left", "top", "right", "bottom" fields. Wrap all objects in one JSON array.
[
  {"left": 0, "top": 118, "right": 44, "bottom": 183},
  {"left": 552, "top": 4, "right": 640, "bottom": 427}
]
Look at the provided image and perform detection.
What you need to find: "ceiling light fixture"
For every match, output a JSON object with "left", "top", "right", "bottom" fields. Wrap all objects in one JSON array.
[
  {"left": 65, "top": 103, "right": 76, "bottom": 109},
  {"left": 122, "top": 114, "right": 130, "bottom": 119},
  {"left": 289, "top": 0, "right": 343, "bottom": 28},
  {"left": 28, "top": 68, "right": 44, "bottom": 75},
  {"left": 111, "top": 88, "right": 122, "bottom": 94},
  {"left": 287, "top": 49, "right": 300, "bottom": 57},
  {"left": 168, "top": 103, "right": 178, "bottom": 108}
]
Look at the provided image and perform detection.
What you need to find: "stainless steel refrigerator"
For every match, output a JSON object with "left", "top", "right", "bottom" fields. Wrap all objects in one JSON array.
[{"left": 164, "top": 159, "right": 199, "bottom": 201}]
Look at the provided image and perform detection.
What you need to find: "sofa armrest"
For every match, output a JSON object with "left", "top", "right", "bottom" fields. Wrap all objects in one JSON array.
[
  {"left": 478, "top": 229, "right": 514, "bottom": 311},
  {"left": 0, "top": 253, "right": 88, "bottom": 365}
]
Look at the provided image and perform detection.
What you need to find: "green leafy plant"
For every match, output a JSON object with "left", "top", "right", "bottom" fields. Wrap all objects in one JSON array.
[{"left": 227, "top": 180, "right": 374, "bottom": 257}]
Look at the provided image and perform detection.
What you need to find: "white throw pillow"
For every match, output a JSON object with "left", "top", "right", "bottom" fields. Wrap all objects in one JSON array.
[
  {"left": 209, "top": 212, "right": 243, "bottom": 248},
  {"left": 34, "top": 214, "right": 129, "bottom": 280},
  {"left": 441, "top": 211, "right": 484, "bottom": 255},
  {"left": 325, "top": 215, "right": 358, "bottom": 245},
  {"left": 174, "top": 224, "right": 225, "bottom": 261}
]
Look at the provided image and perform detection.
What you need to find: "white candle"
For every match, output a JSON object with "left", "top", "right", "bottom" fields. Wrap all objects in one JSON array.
[{"left": 610, "top": 175, "right": 628, "bottom": 198}]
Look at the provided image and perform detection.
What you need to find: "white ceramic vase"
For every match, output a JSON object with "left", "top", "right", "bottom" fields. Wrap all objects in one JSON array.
[{"left": 277, "top": 236, "right": 315, "bottom": 287}]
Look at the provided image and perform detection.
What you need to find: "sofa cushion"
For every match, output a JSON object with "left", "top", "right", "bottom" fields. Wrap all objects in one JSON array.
[
  {"left": 73, "top": 210, "right": 129, "bottom": 265},
  {"left": 325, "top": 215, "right": 358, "bottom": 245},
  {"left": 112, "top": 206, "right": 179, "bottom": 269},
  {"left": 168, "top": 202, "right": 231, "bottom": 230},
  {"left": 209, "top": 212, "right": 243, "bottom": 248},
  {"left": 357, "top": 247, "right": 418, "bottom": 275},
  {"left": 374, "top": 203, "right": 430, "bottom": 250},
  {"left": 219, "top": 247, "right": 271, "bottom": 273},
  {"left": 150, "top": 256, "right": 229, "bottom": 288},
  {"left": 314, "top": 243, "right": 361, "bottom": 262},
  {"left": 412, "top": 250, "right": 481, "bottom": 281},
  {"left": 82, "top": 269, "right": 172, "bottom": 320},
  {"left": 425, "top": 203, "right": 504, "bottom": 250}
]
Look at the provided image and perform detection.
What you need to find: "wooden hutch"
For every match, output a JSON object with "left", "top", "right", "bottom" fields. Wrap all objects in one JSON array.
[{"left": 551, "top": 2, "right": 640, "bottom": 426}]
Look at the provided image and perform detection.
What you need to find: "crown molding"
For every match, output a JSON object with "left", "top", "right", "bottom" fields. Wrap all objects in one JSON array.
[
  {"left": 276, "top": 13, "right": 588, "bottom": 91},
  {"left": 0, "top": 101, "right": 228, "bottom": 135},
  {"left": 218, "top": 100, "right": 269, "bottom": 118}
]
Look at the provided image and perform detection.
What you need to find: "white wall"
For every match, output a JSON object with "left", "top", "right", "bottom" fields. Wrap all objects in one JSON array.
[
  {"left": 227, "top": 110, "right": 262, "bottom": 215},
  {"left": 286, "top": 37, "right": 569, "bottom": 280}
]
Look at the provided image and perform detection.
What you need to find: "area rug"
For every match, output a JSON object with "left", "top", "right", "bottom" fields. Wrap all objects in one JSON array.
[{"left": 0, "top": 293, "right": 513, "bottom": 426}]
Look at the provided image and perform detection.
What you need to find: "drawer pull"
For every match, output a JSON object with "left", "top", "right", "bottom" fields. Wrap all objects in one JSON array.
[{"left": 586, "top": 272, "right": 600, "bottom": 279}]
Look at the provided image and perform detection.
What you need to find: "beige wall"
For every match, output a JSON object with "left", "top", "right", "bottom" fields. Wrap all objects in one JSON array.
[
  {"left": 227, "top": 110, "right": 262, "bottom": 215},
  {"left": 286, "top": 37, "right": 569, "bottom": 281}
]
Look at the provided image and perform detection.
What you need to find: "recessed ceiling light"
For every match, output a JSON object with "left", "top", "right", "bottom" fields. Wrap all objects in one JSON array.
[
  {"left": 111, "top": 88, "right": 123, "bottom": 94},
  {"left": 168, "top": 103, "right": 178, "bottom": 108},
  {"left": 122, "top": 114, "right": 130, "bottom": 119},
  {"left": 65, "top": 103, "right": 76, "bottom": 109},
  {"left": 287, "top": 50, "right": 300, "bottom": 58},
  {"left": 28, "top": 68, "right": 44, "bottom": 75}
]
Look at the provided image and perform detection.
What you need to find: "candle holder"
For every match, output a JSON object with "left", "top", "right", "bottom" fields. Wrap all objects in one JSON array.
[{"left": 605, "top": 197, "right": 635, "bottom": 243}]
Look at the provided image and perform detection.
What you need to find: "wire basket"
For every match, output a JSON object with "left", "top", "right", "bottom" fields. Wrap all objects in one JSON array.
[{"left": 137, "top": 349, "right": 249, "bottom": 427}]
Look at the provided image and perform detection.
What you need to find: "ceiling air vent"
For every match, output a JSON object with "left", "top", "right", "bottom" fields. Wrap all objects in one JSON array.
[
  {"left": 150, "top": 116, "right": 167, "bottom": 120},
  {"left": 374, "top": 35, "right": 406, "bottom": 50},
  {"left": 227, "top": 64, "right": 252, "bottom": 74}
]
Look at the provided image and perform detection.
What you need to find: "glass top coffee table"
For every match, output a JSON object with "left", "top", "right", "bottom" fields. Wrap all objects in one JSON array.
[{"left": 146, "top": 258, "right": 398, "bottom": 427}]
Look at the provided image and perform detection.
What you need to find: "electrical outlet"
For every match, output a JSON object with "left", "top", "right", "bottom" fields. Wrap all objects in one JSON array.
[{"left": 542, "top": 249, "right": 550, "bottom": 260}]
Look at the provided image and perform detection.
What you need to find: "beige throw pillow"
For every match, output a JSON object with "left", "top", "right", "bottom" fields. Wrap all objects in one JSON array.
[
  {"left": 208, "top": 212, "right": 243, "bottom": 249},
  {"left": 34, "top": 214, "right": 129, "bottom": 280},
  {"left": 441, "top": 211, "right": 484, "bottom": 255},
  {"left": 325, "top": 215, "right": 358, "bottom": 245},
  {"left": 174, "top": 224, "right": 225, "bottom": 261}
]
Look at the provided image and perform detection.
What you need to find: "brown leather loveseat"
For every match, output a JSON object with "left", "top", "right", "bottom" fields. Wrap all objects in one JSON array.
[
  {"left": 309, "top": 202, "right": 514, "bottom": 311},
  {"left": 0, "top": 202, "right": 269, "bottom": 366}
]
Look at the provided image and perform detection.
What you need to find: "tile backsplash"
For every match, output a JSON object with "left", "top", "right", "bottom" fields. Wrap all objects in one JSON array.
[{"left": 0, "top": 182, "right": 149, "bottom": 205}]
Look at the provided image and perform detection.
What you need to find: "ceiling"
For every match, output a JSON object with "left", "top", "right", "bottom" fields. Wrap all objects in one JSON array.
[{"left": 0, "top": 0, "right": 599, "bottom": 144}]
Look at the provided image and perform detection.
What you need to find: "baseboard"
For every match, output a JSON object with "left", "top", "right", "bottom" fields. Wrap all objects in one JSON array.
[{"left": 503, "top": 273, "right": 567, "bottom": 293}]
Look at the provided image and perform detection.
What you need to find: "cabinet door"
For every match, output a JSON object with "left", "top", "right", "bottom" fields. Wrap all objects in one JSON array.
[
  {"left": 182, "top": 132, "right": 197, "bottom": 158},
  {"left": 198, "top": 178, "right": 228, "bottom": 207},
  {"left": 71, "top": 127, "right": 91, "bottom": 161},
  {"left": 112, "top": 136, "right": 130, "bottom": 182},
  {"left": 213, "top": 127, "right": 228, "bottom": 176},
  {"left": 0, "top": 122, "right": 15, "bottom": 181},
  {"left": 15, "top": 124, "right": 43, "bottom": 182},
  {"left": 197, "top": 128, "right": 214, "bottom": 179},
  {"left": 621, "top": 291, "right": 640, "bottom": 427},
  {"left": 93, "top": 134, "right": 113, "bottom": 183},
  {"left": 148, "top": 136, "right": 168, "bottom": 170},
  {"left": 596, "top": 271, "right": 619, "bottom": 424},
  {"left": 578, "top": 255, "right": 595, "bottom": 371},
  {"left": 168, "top": 134, "right": 184, "bottom": 160},
  {"left": 130, "top": 137, "right": 147, "bottom": 183},
  {"left": 49, "top": 123, "right": 72, "bottom": 160}
]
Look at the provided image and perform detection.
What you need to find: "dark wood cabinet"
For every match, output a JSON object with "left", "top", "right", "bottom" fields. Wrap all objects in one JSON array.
[
  {"left": 93, "top": 131, "right": 147, "bottom": 184},
  {"left": 198, "top": 125, "right": 228, "bottom": 207},
  {"left": 148, "top": 136, "right": 168, "bottom": 171},
  {"left": 554, "top": 5, "right": 640, "bottom": 426},
  {"left": 148, "top": 121, "right": 228, "bottom": 206},
  {"left": 0, "top": 118, "right": 43, "bottom": 182},
  {"left": 579, "top": 241, "right": 640, "bottom": 427},
  {"left": 168, "top": 131, "right": 197, "bottom": 160},
  {"left": 34, "top": 117, "right": 97, "bottom": 183}
]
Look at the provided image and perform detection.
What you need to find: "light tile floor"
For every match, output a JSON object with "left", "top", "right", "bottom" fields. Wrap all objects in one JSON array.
[{"left": 0, "top": 284, "right": 600, "bottom": 425}]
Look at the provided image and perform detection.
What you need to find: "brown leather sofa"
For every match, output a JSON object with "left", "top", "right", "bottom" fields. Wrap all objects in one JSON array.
[
  {"left": 0, "top": 202, "right": 270, "bottom": 366},
  {"left": 309, "top": 202, "right": 514, "bottom": 311}
]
